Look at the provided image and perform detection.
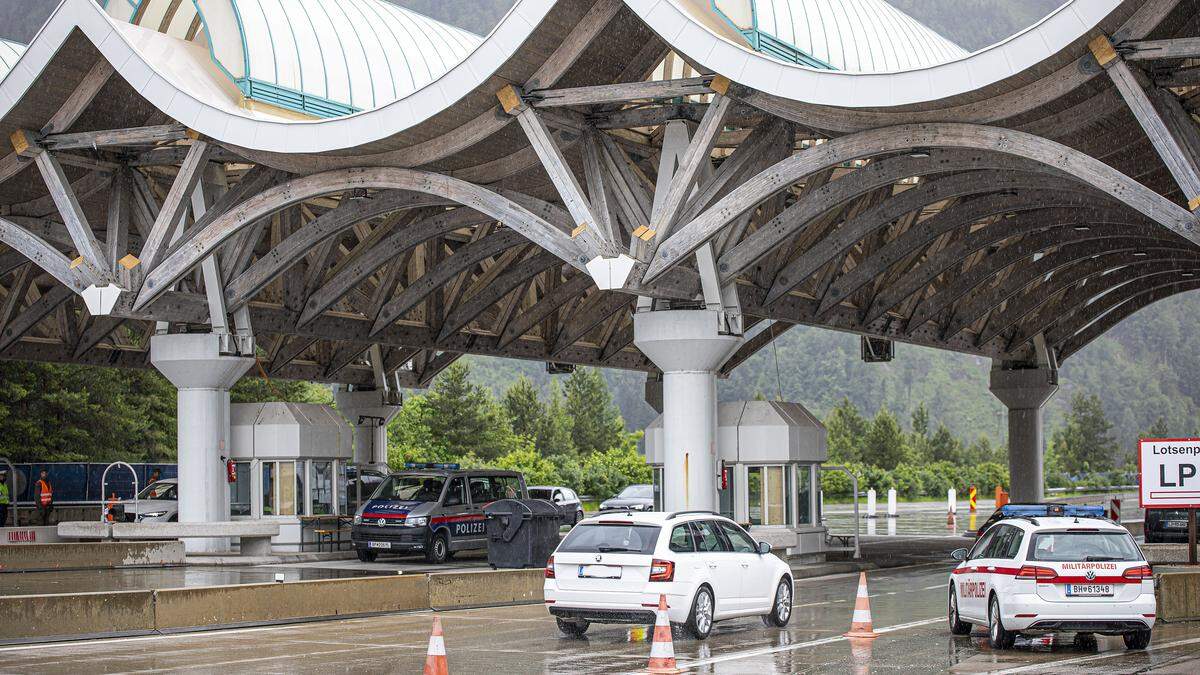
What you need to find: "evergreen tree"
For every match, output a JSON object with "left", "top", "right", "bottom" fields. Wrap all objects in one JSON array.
[
  {"left": 911, "top": 402, "right": 930, "bottom": 436},
  {"left": 928, "top": 422, "right": 962, "bottom": 463},
  {"left": 502, "top": 376, "right": 544, "bottom": 440},
  {"left": 233, "top": 377, "right": 331, "bottom": 404},
  {"left": 908, "top": 402, "right": 932, "bottom": 461},
  {"left": 825, "top": 397, "right": 868, "bottom": 462},
  {"left": 1050, "top": 392, "right": 1118, "bottom": 474},
  {"left": 421, "top": 362, "right": 519, "bottom": 460},
  {"left": 537, "top": 380, "right": 575, "bottom": 455},
  {"left": 864, "top": 406, "right": 907, "bottom": 469},
  {"left": 563, "top": 367, "right": 624, "bottom": 455},
  {"left": 1141, "top": 416, "right": 1171, "bottom": 439}
]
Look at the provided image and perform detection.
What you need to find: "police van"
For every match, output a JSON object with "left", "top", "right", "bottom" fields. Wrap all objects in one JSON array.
[{"left": 351, "top": 464, "right": 527, "bottom": 564}]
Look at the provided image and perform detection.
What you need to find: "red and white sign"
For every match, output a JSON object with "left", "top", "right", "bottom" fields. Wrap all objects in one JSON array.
[{"left": 1139, "top": 438, "right": 1200, "bottom": 508}]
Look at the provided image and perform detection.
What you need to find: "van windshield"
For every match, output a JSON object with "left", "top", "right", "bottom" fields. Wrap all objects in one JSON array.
[
  {"left": 558, "top": 523, "right": 661, "bottom": 554},
  {"left": 372, "top": 475, "right": 445, "bottom": 502}
]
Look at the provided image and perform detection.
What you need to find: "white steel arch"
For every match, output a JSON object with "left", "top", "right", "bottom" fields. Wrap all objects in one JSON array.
[{"left": 0, "top": 39, "right": 24, "bottom": 82}]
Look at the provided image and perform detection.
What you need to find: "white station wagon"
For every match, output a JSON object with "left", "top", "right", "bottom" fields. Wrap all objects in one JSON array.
[
  {"left": 948, "top": 514, "right": 1155, "bottom": 650},
  {"left": 544, "top": 511, "right": 793, "bottom": 639}
]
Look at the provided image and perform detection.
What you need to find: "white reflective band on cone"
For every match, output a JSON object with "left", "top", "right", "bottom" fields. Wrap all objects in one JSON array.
[
  {"left": 427, "top": 635, "right": 445, "bottom": 656},
  {"left": 852, "top": 609, "right": 871, "bottom": 623},
  {"left": 651, "top": 639, "right": 675, "bottom": 657}
]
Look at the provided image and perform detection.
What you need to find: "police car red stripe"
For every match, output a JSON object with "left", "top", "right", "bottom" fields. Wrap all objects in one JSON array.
[{"left": 431, "top": 514, "right": 486, "bottom": 524}]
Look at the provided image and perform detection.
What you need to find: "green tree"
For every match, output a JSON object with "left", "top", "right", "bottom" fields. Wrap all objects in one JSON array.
[
  {"left": 421, "top": 362, "right": 521, "bottom": 460},
  {"left": 493, "top": 442, "right": 557, "bottom": 485},
  {"left": 1141, "top": 416, "right": 1171, "bottom": 440},
  {"left": 537, "top": 381, "right": 575, "bottom": 455},
  {"left": 908, "top": 402, "right": 931, "bottom": 461},
  {"left": 232, "top": 377, "right": 331, "bottom": 404},
  {"left": 928, "top": 422, "right": 962, "bottom": 463},
  {"left": 502, "top": 376, "right": 545, "bottom": 440},
  {"left": 863, "top": 406, "right": 907, "bottom": 469},
  {"left": 825, "top": 398, "right": 868, "bottom": 463},
  {"left": 1051, "top": 392, "right": 1119, "bottom": 474},
  {"left": 563, "top": 367, "right": 624, "bottom": 455}
]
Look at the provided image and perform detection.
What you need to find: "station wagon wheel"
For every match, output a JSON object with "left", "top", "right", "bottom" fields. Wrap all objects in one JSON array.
[
  {"left": 948, "top": 586, "right": 971, "bottom": 635},
  {"left": 988, "top": 596, "right": 1015, "bottom": 649},
  {"left": 556, "top": 617, "right": 589, "bottom": 638},
  {"left": 685, "top": 586, "right": 714, "bottom": 639},
  {"left": 762, "top": 579, "right": 792, "bottom": 627},
  {"left": 1123, "top": 629, "right": 1151, "bottom": 650}
]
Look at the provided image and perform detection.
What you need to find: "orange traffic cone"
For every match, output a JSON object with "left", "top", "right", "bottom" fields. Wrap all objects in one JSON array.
[
  {"left": 647, "top": 594, "right": 680, "bottom": 674},
  {"left": 423, "top": 616, "right": 449, "bottom": 675},
  {"left": 843, "top": 572, "right": 878, "bottom": 639}
]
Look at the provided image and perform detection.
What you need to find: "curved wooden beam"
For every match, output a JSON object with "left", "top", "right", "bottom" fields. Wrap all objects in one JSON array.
[
  {"left": 134, "top": 167, "right": 589, "bottom": 311},
  {"left": 550, "top": 291, "right": 631, "bottom": 356},
  {"left": 645, "top": 122, "right": 1196, "bottom": 283},
  {"left": 942, "top": 237, "right": 1191, "bottom": 340},
  {"left": 498, "top": 271, "right": 595, "bottom": 349},
  {"left": 986, "top": 253, "right": 1200, "bottom": 350},
  {"left": 807, "top": 189, "right": 1110, "bottom": 314},
  {"left": 1057, "top": 279, "right": 1200, "bottom": 360},
  {"left": 763, "top": 172, "right": 1093, "bottom": 306},
  {"left": 0, "top": 216, "right": 94, "bottom": 292},
  {"left": 296, "top": 208, "right": 493, "bottom": 327},
  {"left": 862, "top": 209, "right": 1153, "bottom": 326},
  {"left": 436, "top": 250, "right": 561, "bottom": 341},
  {"left": 370, "top": 229, "right": 529, "bottom": 336},
  {"left": 724, "top": 153, "right": 1058, "bottom": 288}
]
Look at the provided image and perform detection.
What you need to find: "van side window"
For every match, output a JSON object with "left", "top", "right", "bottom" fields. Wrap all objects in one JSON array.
[
  {"left": 669, "top": 525, "right": 695, "bottom": 552},
  {"left": 444, "top": 478, "right": 466, "bottom": 507},
  {"left": 490, "top": 475, "right": 521, "bottom": 500},
  {"left": 469, "top": 477, "right": 491, "bottom": 505}
]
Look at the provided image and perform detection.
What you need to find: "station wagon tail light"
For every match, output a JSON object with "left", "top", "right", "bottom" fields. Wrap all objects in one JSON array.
[
  {"left": 1015, "top": 565, "right": 1057, "bottom": 581},
  {"left": 1123, "top": 565, "right": 1153, "bottom": 580},
  {"left": 649, "top": 559, "right": 675, "bottom": 582},
  {"left": 545, "top": 556, "right": 555, "bottom": 579}
]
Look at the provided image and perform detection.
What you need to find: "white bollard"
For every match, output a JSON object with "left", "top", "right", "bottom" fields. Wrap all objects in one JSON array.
[
  {"left": 866, "top": 488, "right": 877, "bottom": 518},
  {"left": 887, "top": 488, "right": 898, "bottom": 518},
  {"left": 948, "top": 488, "right": 957, "bottom": 514},
  {"left": 887, "top": 517, "right": 897, "bottom": 536}
]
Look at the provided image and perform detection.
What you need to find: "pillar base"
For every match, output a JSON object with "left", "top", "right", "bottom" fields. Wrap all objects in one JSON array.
[
  {"left": 989, "top": 367, "right": 1058, "bottom": 504},
  {"left": 151, "top": 334, "right": 254, "bottom": 553},
  {"left": 634, "top": 310, "right": 742, "bottom": 512},
  {"left": 333, "top": 387, "right": 402, "bottom": 467}
]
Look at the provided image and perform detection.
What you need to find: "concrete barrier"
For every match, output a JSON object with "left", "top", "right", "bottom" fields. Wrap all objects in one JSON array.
[
  {"left": 0, "top": 541, "right": 184, "bottom": 572},
  {"left": 428, "top": 569, "right": 544, "bottom": 610},
  {"left": 1143, "top": 543, "right": 1194, "bottom": 564},
  {"left": 155, "top": 574, "right": 430, "bottom": 630},
  {"left": 1156, "top": 568, "right": 1200, "bottom": 622},
  {"left": 0, "top": 526, "right": 63, "bottom": 545},
  {"left": 0, "top": 590, "right": 155, "bottom": 641}
]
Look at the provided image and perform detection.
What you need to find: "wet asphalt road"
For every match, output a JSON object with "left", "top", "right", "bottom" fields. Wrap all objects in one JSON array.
[{"left": 3, "top": 563, "right": 1198, "bottom": 674}]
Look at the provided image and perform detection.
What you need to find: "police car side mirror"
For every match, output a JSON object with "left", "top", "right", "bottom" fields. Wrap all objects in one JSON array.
[
  {"left": 757, "top": 541, "right": 772, "bottom": 555},
  {"left": 951, "top": 547, "right": 968, "bottom": 561}
]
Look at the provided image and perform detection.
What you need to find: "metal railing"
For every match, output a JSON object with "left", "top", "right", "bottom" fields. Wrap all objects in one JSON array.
[{"left": 820, "top": 465, "right": 861, "bottom": 559}]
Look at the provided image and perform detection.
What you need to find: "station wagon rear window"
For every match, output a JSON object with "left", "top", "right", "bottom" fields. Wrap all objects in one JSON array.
[
  {"left": 1028, "top": 531, "right": 1141, "bottom": 562},
  {"left": 558, "top": 523, "right": 661, "bottom": 555}
]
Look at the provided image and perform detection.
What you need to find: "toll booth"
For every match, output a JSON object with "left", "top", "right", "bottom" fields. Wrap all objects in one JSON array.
[
  {"left": 645, "top": 400, "right": 828, "bottom": 558},
  {"left": 228, "top": 403, "right": 354, "bottom": 551}
]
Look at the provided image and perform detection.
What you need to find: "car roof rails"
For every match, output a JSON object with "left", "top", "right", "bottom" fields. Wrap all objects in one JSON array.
[{"left": 666, "top": 510, "right": 717, "bottom": 520}]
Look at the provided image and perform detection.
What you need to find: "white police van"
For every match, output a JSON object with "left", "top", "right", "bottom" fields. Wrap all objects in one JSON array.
[
  {"left": 947, "top": 504, "right": 1155, "bottom": 650},
  {"left": 351, "top": 464, "right": 526, "bottom": 564}
]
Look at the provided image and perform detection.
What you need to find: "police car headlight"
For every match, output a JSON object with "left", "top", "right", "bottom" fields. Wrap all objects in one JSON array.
[
  {"left": 353, "top": 513, "right": 362, "bottom": 525},
  {"left": 407, "top": 516, "right": 428, "bottom": 527}
]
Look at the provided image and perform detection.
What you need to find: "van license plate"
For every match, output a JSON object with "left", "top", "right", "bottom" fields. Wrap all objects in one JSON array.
[
  {"left": 1166, "top": 520, "right": 1187, "bottom": 529},
  {"left": 1065, "top": 584, "right": 1112, "bottom": 597},
  {"left": 368, "top": 541, "right": 391, "bottom": 549},
  {"left": 579, "top": 565, "right": 621, "bottom": 579}
]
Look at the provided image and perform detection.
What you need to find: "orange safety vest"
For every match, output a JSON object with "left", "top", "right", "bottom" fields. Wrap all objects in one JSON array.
[
  {"left": 37, "top": 479, "right": 52, "bottom": 506},
  {"left": 105, "top": 494, "right": 118, "bottom": 522}
]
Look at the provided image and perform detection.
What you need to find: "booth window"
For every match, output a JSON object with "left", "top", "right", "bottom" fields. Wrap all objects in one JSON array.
[
  {"left": 336, "top": 463, "right": 348, "bottom": 515},
  {"left": 797, "top": 465, "right": 813, "bottom": 525},
  {"left": 262, "top": 462, "right": 276, "bottom": 515},
  {"left": 310, "top": 461, "right": 333, "bottom": 515},
  {"left": 718, "top": 467, "right": 735, "bottom": 521},
  {"left": 748, "top": 465, "right": 793, "bottom": 526},
  {"left": 262, "top": 461, "right": 302, "bottom": 516},
  {"left": 229, "top": 462, "right": 251, "bottom": 516},
  {"left": 652, "top": 467, "right": 664, "bottom": 511}
]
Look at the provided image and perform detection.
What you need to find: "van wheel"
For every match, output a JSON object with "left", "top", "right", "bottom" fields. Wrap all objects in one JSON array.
[
  {"left": 685, "top": 586, "right": 714, "bottom": 639},
  {"left": 425, "top": 532, "right": 449, "bottom": 564},
  {"left": 948, "top": 587, "right": 971, "bottom": 635},
  {"left": 356, "top": 549, "right": 377, "bottom": 563},
  {"left": 761, "top": 579, "right": 792, "bottom": 627},
  {"left": 556, "top": 617, "right": 589, "bottom": 638},
  {"left": 1124, "top": 629, "right": 1151, "bottom": 650},
  {"left": 988, "top": 596, "right": 1015, "bottom": 650}
]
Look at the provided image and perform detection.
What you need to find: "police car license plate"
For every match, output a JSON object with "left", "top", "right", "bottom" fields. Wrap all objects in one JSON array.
[
  {"left": 1167, "top": 520, "right": 1187, "bottom": 529},
  {"left": 1065, "top": 584, "right": 1113, "bottom": 597},
  {"left": 578, "top": 564, "right": 621, "bottom": 579},
  {"left": 368, "top": 541, "right": 391, "bottom": 549}
]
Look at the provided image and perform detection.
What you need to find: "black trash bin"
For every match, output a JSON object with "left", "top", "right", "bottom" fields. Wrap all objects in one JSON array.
[{"left": 483, "top": 499, "right": 562, "bottom": 569}]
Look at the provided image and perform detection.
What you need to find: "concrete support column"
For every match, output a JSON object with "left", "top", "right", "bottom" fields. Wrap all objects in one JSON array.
[
  {"left": 634, "top": 310, "right": 742, "bottom": 512},
  {"left": 989, "top": 366, "right": 1058, "bottom": 503},
  {"left": 151, "top": 334, "right": 254, "bottom": 552},
  {"left": 333, "top": 387, "right": 401, "bottom": 467}
]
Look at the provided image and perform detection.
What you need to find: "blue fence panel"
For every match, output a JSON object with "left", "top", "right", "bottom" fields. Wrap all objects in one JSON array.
[{"left": 10, "top": 462, "right": 178, "bottom": 503}]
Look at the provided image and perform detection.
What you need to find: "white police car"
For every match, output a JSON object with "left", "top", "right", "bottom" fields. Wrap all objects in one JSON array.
[
  {"left": 948, "top": 506, "right": 1155, "bottom": 650},
  {"left": 544, "top": 511, "right": 793, "bottom": 639}
]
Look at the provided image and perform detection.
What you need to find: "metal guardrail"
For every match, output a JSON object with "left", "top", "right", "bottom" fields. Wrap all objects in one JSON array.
[
  {"left": 1046, "top": 484, "right": 1138, "bottom": 494},
  {"left": 820, "top": 465, "right": 861, "bottom": 559}
]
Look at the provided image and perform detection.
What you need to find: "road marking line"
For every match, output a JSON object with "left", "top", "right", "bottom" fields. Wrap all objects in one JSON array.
[
  {"left": 670, "top": 616, "right": 943, "bottom": 670},
  {"left": 991, "top": 636, "right": 1200, "bottom": 674},
  {"left": 923, "top": 584, "right": 945, "bottom": 590},
  {"left": 0, "top": 623, "right": 313, "bottom": 653}
]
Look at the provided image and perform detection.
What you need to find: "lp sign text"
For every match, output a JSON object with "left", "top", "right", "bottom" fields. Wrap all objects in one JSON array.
[{"left": 1139, "top": 438, "right": 1200, "bottom": 508}]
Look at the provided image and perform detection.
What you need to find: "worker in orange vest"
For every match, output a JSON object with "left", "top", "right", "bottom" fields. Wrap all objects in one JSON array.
[
  {"left": 104, "top": 493, "right": 119, "bottom": 523},
  {"left": 35, "top": 469, "right": 53, "bottom": 526}
]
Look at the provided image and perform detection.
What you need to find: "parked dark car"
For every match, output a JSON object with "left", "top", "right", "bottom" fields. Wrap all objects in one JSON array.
[
  {"left": 598, "top": 483, "right": 655, "bottom": 512},
  {"left": 1144, "top": 508, "right": 1192, "bottom": 543},
  {"left": 528, "top": 485, "right": 585, "bottom": 525}
]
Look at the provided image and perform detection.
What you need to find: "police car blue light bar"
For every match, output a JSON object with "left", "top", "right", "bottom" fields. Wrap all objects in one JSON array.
[
  {"left": 403, "top": 462, "right": 461, "bottom": 470},
  {"left": 997, "top": 504, "right": 1106, "bottom": 518}
]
